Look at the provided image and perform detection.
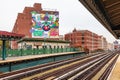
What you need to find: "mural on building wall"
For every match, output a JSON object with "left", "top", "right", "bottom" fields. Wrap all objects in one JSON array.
[{"left": 30, "top": 11, "right": 59, "bottom": 38}]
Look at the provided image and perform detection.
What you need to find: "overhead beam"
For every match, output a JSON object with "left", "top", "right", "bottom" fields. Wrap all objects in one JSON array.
[
  {"left": 115, "top": 33, "right": 120, "bottom": 39},
  {"left": 112, "top": 21, "right": 120, "bottom": 27},
  {"left": 105, "top": 0, "right": 120, "bottom": 9},
  {"left": 110, "top": 11, "right": 120, "bottom": 18},
  {"left": 79, "top": 0, "right": 118, "bottom": 39},
  {"left": 112, "top": 25, "right": 120, "bottom": 30},
  {"left": 111, "top": 15, "right": 120, "bottom": 21},
  {"left": 107, "top": 7, "right": 120, "bottom": 14},
  {"left": 94, "top": 0, "right": 114, "bottom": 28}
]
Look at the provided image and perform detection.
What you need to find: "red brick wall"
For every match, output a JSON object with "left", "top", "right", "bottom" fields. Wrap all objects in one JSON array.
[
  {"left": 65, "top": 29, "right": 102, "bottom": 51},
  {"left": 11, "top": 3, "right": 58, "bottom": 49}
]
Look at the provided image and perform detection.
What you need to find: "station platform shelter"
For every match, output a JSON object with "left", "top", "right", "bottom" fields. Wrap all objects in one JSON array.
[
  {"left": 0, "top": 31, "right": 24, "bottom": 60},
  {"left": 17, "top": 38, "right": 70, "bottom": 49}
]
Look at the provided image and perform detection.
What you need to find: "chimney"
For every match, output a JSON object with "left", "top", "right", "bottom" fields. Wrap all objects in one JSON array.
[
  {"left": 73, "top": 28, "right": 77, "bottom": 32},
  {"left": 34, "top": 3, "right": 42, "bottom": 11}
]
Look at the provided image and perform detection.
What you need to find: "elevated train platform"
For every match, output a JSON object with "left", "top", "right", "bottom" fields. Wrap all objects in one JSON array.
[
  {"left": 78, "top": 0, "right": 120, "bottom": 79},
  {"left": 0, "top": 51, "right": 85, "bottom": 73}
]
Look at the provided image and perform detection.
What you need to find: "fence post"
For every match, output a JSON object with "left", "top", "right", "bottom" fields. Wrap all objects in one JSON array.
[
  {"left": 50, "top": 48, "right": 52, "bottom": 53},
  {"left": 20, "top": 49, "right": 22, "bottom": 56},
  {"left": 43, "top": 47, "right": 45, "bottom": 54},
  {"left": 70, "top": 47, "right": 72, "bottom": 52},
  {"left": 65, "top": 48, "right": 67, "bottom": 52},
  {"left": 57, "top": 47, "right": 59, "bottom": 53}
]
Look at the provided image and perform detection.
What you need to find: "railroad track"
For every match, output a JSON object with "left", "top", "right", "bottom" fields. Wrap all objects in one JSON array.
[
  {"left": 0, "top": 52, "right": 104, "bottom": 80},
  {"left": 32, "top": 53, "right": 110, "bottom": 80},
  {"left": 47, "top": 53, "right": 116, "bottom": 80},
  {"left": 0, "top": 52, "right": 118, "bottom": 80},
  {"left": 25, "top": 52, "right": 117, "bottom": 80},
  {"left": 67, "top": 53, "right": 118, "bottom": 80},
  {"left": 98, "top": 55, "right": 119, "bottom": 80}
]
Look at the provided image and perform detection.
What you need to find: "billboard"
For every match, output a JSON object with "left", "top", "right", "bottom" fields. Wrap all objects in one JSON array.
[{"left": 30, "top": 11, "right": 59, "bottom": 38}]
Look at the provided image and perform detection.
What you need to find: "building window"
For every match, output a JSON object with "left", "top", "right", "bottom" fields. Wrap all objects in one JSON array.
[
  {"left": 57, "top": 46, "right": 59, "bottom": 49},
  {"left": 82, "top": 42, "right": 84, "bottom": 44},
  {"left": 42, "top": 45, "right": 47, "bottom": 48},
  {"left": 54, "top": 46, "right": 56, "bottom": 49},
  {"left": 49, "top": 45, "right": 52, "bottom": 49},
  {"left": 82, "top": 37, "right": 84, "bottom": 40},
  {"left": 82, "top": 32, "right": 84, "bottom": 36}
]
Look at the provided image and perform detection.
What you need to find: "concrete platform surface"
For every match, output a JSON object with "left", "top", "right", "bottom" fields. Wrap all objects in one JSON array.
[
  {"left": 109, "top": 55, "right": 120, "bottom": 80},
  {"left": 0, "top": 52, "right": 80, "bottom": 64}
]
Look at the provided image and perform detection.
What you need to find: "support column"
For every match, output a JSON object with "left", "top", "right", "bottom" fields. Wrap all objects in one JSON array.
[{"left": 2, "top": 40, "right": 6, "bottom": 60}]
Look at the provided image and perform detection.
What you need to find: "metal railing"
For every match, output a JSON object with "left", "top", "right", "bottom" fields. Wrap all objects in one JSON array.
[{"left": 0, "top": 47, "right": 78, "bottom": 57}]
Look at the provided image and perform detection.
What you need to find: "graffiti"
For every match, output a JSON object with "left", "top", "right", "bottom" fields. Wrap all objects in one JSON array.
[{"left": 30, "top": 11, "right": 59, "bottom": 38}]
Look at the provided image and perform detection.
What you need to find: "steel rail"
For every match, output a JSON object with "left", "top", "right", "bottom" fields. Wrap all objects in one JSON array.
[{"left": 0, "top": 53, "right": 104, "bottom": 79}]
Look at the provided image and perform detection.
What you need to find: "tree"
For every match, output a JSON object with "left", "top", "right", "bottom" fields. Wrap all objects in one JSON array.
[{"left": 0, "top": 40, "right": 10, "bottom": 50}]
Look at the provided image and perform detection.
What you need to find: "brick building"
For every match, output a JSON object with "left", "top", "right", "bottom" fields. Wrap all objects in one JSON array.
[
  {"left": 65, "top": 28, "right": 108, "bottom": 51},
  {"left": 107, "top": 43, "right": 114, "bottom": 50},
  {"left": 12, "top": 3, "right": 59, "bottom": 49},
  {"left": 100, "top": 36, "right": 108, "bottom": 50}
]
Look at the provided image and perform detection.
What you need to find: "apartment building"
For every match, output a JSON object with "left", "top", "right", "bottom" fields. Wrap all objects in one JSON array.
[
  {"left": 12, "top": 3, "right": 59, "bottom": 49},
  {"left": 65, "top": 28, "right": 108, "bottom": 51}
]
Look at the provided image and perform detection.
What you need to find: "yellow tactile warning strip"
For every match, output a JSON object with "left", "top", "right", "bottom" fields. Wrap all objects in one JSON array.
[
  {"left": 109, "top": 55, "right": 120, "bottom": 80},
  {"left": 91, "top": 54, "right": 118, "bottom": 80}
]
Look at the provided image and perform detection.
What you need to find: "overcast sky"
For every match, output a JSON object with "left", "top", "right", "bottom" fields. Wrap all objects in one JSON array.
[{"left": 0, "top": 0, "right": 116, "bottom": 43}]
